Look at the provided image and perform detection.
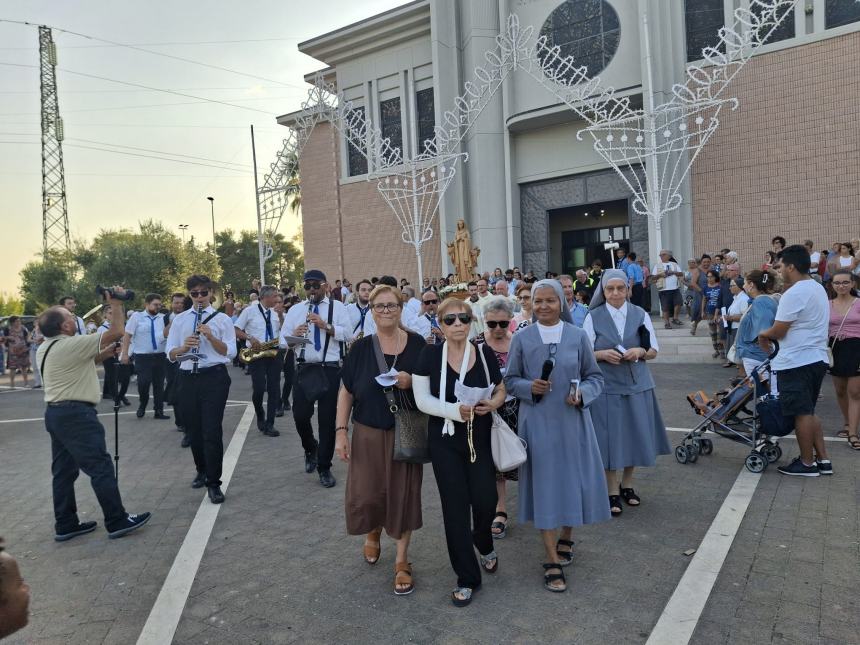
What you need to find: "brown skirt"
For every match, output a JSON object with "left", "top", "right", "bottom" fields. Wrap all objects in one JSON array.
[{"left": 345, "top": 422, "right": 423, "bottom": 539}]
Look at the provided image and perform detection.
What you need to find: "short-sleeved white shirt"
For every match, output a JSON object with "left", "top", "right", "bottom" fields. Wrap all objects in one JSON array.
[
  {"left": 771, "top": 279, "right": 829, "bottom": 371},
  {"left": 125, "top": 310, "right": 167, "bottom": 355},
  {"left": 234, "top": 303, "right": 282, "bottom": 347},
  {"left": 652, "top": 262, "right": 682, "bottom": 290}
]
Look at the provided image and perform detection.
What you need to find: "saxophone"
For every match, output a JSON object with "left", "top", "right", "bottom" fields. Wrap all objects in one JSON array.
[{"left": 239, "top": 339, "right": 280, "bottom": 363}]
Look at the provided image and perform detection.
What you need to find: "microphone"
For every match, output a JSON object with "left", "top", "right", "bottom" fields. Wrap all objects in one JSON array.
[{"left": 534, "top": 358, "right": 555, "bottom": 403}]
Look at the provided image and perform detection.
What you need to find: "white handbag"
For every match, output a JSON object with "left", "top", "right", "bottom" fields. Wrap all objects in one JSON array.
[{"left": 476, "top": 344, "right": 528, "bottom": 471}]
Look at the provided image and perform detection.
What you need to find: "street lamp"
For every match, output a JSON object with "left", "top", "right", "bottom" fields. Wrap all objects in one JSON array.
[
  {"left": 207, "top": 196, "right": 216, "bottom": 249},
  {"left": 178, "top": 224, "right": 188, "bottom": 243}
]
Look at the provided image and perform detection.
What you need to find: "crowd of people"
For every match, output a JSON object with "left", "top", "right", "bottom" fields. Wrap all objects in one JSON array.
[{"left": 1, "top": 231, "right": 858, "bottom": 634}]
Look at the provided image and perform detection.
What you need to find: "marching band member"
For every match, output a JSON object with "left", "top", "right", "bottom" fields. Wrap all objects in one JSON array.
[
  {"left": 166, "top": 275, "right": 237, "bottom": 505},
  {"left": 59, "top": 296, "right": 86, "bottom": 336},
  {"left": 122, "top": 294, "right": 170, "bottom": 420},
  {"left": 411, "top": 290, "right": 445, "bottom": 345},
  {"left": 234, "top": 285, "right": 282, "bottom": 437},
  {"left": 164, "top": 293, "right": 191, "bottom": 446},
  {"left": 280, "top": 270, "right": 351, "bottom": 488},
  {"left": 345, "top": 280, "right": 376, "bottom": 339}
]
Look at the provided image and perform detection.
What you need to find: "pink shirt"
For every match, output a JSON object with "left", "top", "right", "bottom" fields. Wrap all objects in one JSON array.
[{"left": 829, "top": 298, "right": 860, "bottom": 340}]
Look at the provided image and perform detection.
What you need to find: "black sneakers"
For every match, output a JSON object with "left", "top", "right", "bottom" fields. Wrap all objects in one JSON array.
[
  {"left": 777, "top": 457, "right": 820, "bottom": 477},
  {"left": 816, "top": 460, "right": 833, "bottom": 475},
  {"left": 107, "top": 512, "right": 151, "bottom": 539},
  {"left": 55, "top": 520, "right": 98, "bottom": 542}
]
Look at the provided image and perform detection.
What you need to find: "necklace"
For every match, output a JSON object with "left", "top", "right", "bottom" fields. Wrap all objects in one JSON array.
[{"left": 378, "top": 330, "right": 405, "bottom": 370}]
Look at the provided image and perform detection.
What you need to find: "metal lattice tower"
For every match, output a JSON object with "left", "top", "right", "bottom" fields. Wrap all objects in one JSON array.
[{"left": 38, "top": 26, "right": 70, "bottom": 256}]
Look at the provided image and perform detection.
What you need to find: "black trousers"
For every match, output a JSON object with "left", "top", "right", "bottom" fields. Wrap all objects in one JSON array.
[
  {"left": 281, "top": 349, "right": 294, "bottom": 406},
  {"left": 135, "top": 353, "right": 166, "bottom": 412},
  {"left": 179, "top": 366, "right": 231, "bottom": 487},
  {"left": 429, "top": 421, "right": 497, "bottom": 589},
  {"left": 630, "top": 282, "right": 645, "bottom": 309},
  {"left": 45, "top": 403, "right": 127, "bottom": 532},
  {"left": 102, "top": 357, "right": 130, "bottom": 400},
  {"left": 249, "top": 356, "right": 281, "bottom": 424},
  {"left": 164, "top": 360, "right": 184, "bottom": 428},
  {"left": 291, "top": 364, "right": 340, "bottom": 472}
]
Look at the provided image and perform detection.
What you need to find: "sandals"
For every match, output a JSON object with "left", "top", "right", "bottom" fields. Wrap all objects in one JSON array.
[
  {"left": 671, "top": 319, "right": 683, "bottom": 326},
  {"left": 543, "top": 563, "right": 567, "bottom": 593},
  {"left": 491, "top": 512, "right": 508, "bottom": 539},
  {"left": 609, "top": 495, "right": 623, "bottom": 516},
  {"left": 837, "top": 425, "right": 849, "bottom": 439},
  {"left": 664, "top": 322, "right": 672, "bottom": 330},
  {"left": 363, "top": 528, "right": 382, "bottom": 564},
  {"left": 556, "top": 539, "right": 574, "bottom": 567},
  {"left": 480, "top": 551, "right": 499, "bottom": 574},
  {"left": 848, "top": 435, "right": 860, "bottom": 451},
  {"left": 451, "top": 584, "right": 480, "bottom": 607},
  {"left": 394, "top": 562, "right": 414, "bottom": 596},
  {"left": 620, "top": 487, "right": 641, "bottom": 506}
]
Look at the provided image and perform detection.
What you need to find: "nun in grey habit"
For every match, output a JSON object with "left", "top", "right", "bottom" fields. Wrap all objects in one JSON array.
[
  {"left": 583, "top": 269, "right": 670, "bottom": 517},
  {"left": 504, "top": 279, "right": 609, "bottom": 593}
]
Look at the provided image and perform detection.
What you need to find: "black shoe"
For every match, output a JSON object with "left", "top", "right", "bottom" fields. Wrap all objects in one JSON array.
[
  {"left": 181, "top": 433, "right": 192, "bottom": 448},
  {"left": 55, "top": 520, "right": 98, "bottom": 542},
  {"left": 207, "top": 486, "right": 225, "bottom": 504},
  {"left": 816, "top": 460, "right": 833, "bottom": 475},
  {"left": 191, "top": 472, "right": 207, "bottom": 488},
  {"left": 107, "top": 512, "right": 151, "bottom": 539},
  {"left": 256, "top": 418, "right": 266, "bottom": 432},
  {"left": 153, "top": 412, "right": 170, "bottom": 420},
  {"left": 283, "top": 401, "right": 291, "bottom": 411},
  {"left": 136, "top": 406, "right": 146, "bottom": 418},
  {"left": 175, "top": 425, "right": 185, "bottom": 433},
  {"left": 121, "top": 397, "right": 131, "bottom": 406},
  {"left": 777, "top": 457, "right": 820, "bottom": 477},
  {"left": 304, "top": 449, "right": 318, "bottom": 474},
  {"left": 275, "top": 405, "right": 285, "bottom": 418},
  {"left": 262, "top": 423, "right": 280, "bottom": 437},
  {"left": 319, "top": 470, "right": 336, "bottom": 488}
]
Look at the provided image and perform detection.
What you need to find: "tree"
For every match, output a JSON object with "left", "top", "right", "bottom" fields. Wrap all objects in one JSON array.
[
  {"left": 19, "top": 251, "right": 86, "bottom": 314},
  {"left": 0, "top": 292, "right": 24, "bottom": 316},
  {"left": 216, "top": 229, "right": 304, "bottom": 295}
]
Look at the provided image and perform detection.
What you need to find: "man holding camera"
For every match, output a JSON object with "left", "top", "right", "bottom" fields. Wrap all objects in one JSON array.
[
  {"left": 37, "top": 287, "right": 151, "bottom": 541},
  {"left": 234, "top": 285, "right": 282, "bottom": 437},
  {"left": 122, "top": 293, "right": 170, "bottom": 420},
  {"left": 166, "top": 275, "right": 237, "bottom": 504}
]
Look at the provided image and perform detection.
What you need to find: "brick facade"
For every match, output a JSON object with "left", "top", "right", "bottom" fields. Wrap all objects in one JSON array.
[
  {"left": 692, "top": 31, "right": 860, "bottom": 267},
  {"left": 299, "top": 121, "right": 443, "bottom": 285}
]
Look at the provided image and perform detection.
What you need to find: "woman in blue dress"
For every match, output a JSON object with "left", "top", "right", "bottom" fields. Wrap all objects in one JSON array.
[
  {"left": 583, "top": 269, "right": 670, "bottom": 517},
  {"left": 504, "top": 280, "right": 608, "bottom": 593}
]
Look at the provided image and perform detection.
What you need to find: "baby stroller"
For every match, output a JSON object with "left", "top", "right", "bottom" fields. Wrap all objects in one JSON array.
[{"left": 677, "top": 343, "right": 793, "bottom": 473}]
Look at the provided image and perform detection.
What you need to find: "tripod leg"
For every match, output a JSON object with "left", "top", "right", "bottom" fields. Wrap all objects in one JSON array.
[{"left": 114, "top": 359, "right": 121, "bottom": 483}]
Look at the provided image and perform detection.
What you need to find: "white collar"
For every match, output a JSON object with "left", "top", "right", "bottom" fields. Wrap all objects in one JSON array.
[{"left": 608, "top": 301, "right": 628, "bottom": 316}]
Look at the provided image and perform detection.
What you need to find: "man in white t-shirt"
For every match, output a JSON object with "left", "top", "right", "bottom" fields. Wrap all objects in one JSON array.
[
  {"left": 805, "top": 240, "right": 821, "bottom": 278},
  {"left": 651, "top": 250, "right": 685, "bottom": 329},
  {"left": 758, "top": 245, "right": 831, "bottom": 477}
]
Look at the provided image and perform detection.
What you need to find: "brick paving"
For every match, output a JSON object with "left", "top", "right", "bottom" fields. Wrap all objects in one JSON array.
[{"left": 0, "top": 364, "right": 857, "bottom": 644}]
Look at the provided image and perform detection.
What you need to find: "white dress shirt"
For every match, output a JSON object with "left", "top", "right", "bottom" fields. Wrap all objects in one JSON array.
[
  {"left": 234, "top": 303, "right": 282, "bottom": 347},
  {"left": 125, "top": 310, "right": 167, "bottom": 355},
  {"left": 165, "top": 306, "right": 237, "bottom": 369},
  {"left": 345, "top": 302, "right": 377, "bottom": 337},
  {"left": 582, "top": 302, "right": 660, "bottom": 351},
  {"left": 73, "top": 315, "right": 86, "bottom": 336},
  {"left": 280, "top": 297, "right": 351, "bottom": 363}
]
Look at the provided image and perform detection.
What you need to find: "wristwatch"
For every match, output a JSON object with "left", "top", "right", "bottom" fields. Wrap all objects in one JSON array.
[{"left": 325, "top": 323, "right": 334, "bottom": 335}]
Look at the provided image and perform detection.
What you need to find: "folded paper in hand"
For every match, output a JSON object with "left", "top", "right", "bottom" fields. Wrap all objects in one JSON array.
[
  {"left": 375, "top": 367, "right": 399, "bottom": 388},
  {"left": 454, "top": 379, "right": 494, "bottom": 407}
]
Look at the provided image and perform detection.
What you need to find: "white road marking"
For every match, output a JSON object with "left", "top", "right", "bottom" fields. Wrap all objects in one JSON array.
[
  {"left": 647, "top": 467, "right": 761, "bottom": 645},
  {"left": 0, "top": 403, "right": 246, "bottom": 424},
  {"left": 136, "top": 403, "right": 255, "bottom": 645},
  {"left": 666, "top": 426, "right": 842, "bottom": 443}
]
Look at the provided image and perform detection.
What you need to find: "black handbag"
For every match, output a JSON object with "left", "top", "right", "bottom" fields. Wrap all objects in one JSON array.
[
  {"left": 371, "top": 335, "right": 430, "bottom": 464},
  {"left": 295, "top": 300, "right": 335, "bottom": 402}
]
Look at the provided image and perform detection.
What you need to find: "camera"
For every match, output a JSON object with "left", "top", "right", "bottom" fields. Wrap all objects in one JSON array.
[{"left": 96, "top": 285, "right": 136, "bottom": 301}]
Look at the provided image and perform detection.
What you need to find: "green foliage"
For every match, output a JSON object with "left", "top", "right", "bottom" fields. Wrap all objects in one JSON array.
[
  {"left": 216, "top": 229, "right": 304, "bottom": 295},
  {"left": 18, "top": 250, "right": 85, "bottom": 314},
  {"left": 0, "top": 292, "right": 25, "bottom": 316}
]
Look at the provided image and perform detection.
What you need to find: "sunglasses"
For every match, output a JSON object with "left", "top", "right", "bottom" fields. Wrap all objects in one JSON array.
[
  {"left": 304, "top": 282, "right": 321, "bottom": 291},
  {"left": 485, "top": 320, "right": 510, "bottom": 329},
  {"left": 189, "top": 290, "right": 209, "bottom": 297},
  {"left": 441, "top": 313, "right": 473, "bottom": 326},
  {"left": 423, "top": 299, "right": 439, "bottom": 305},
  {"left": 372, "top": 303, "right": 401, "bottom": 313}
]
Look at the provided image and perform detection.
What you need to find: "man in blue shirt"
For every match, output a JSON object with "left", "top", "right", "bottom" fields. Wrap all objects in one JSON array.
[
  {"left": 559, "top": 274, "right": 589, "bottom": 327},
  {"left": 616, "top": 248, "right": 630, "bottom": 272},
  {"left": 625, "top": 252, "right": 646, "bottom": 308}
]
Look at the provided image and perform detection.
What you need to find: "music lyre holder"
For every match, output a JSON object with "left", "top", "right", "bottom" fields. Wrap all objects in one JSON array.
[{"left": 175, "top": 352, "right": 208, "bottom": 363}]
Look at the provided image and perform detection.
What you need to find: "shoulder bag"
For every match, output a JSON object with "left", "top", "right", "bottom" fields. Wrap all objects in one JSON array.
[
  {"left": 295, "top": 301, "right": 335, "bottom": 402},
  {"left": 371, "top": 335, "right": 430, "bottom": 464},
  {"left": 476, "top": 343, "right": 528, "bottom": 472},
  {"left": 828, "top": 299, "right": 856, "bottom": 369}
]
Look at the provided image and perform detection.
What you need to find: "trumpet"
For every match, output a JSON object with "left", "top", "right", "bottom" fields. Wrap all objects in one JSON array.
[{"left": 239, "top": 339, "right": 280, "bottom": 363}]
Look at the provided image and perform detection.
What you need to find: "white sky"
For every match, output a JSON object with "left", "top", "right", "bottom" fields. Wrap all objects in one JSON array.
[{"left": 0, "top": 0, "right": 412, "bottom": 295}]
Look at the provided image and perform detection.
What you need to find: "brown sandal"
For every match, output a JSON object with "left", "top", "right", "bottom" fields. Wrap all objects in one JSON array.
[
  {"left": 363, "top": 528, "right": 382, "bottom": 564},
  {"left": 848, "top": 435, "right": 860, "bottom": 451},
  {"left": 394, "top": 562, "right": 414, "bottom": 596}
]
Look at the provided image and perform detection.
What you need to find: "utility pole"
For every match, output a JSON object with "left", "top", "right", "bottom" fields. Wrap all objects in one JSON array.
[
  {"left": 251, "top": 125, "right": 266, "bottom": 283},
  {"left": 207, "top": 196, "right": 216, "bottom": 249},
  {"left": 38, "top": 26, "right": 70, "bottom": 257}
]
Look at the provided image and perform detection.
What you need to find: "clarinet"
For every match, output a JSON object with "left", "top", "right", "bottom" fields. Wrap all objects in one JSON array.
[
  {"left": 297, "top": 298, "right": 315, "bottom": 364},
  {"left": 191, "top": 302, "right": 204, "bottom": 374}
]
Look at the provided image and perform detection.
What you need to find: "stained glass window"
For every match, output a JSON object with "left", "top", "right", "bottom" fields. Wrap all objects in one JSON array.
[
  {"left": 685, "top": 0, "right": 724, "bottom": 62},
  {"left": 416, "top": 88, "right": 435, "bottom": 156},
  {"left": 538, "top": 0, "right": 621, "bottom": 82},
  {"left": 826, "top": 0, "right": 860, "bottom": 29},
  {"left": 347, "top": 106, "right": 368, "bottom": 177},
  {"left": 752, "top": 1, "right": 795, "bottom": 44},
  {"left": 379, "top": 97, "right": 403, "bottom": 164}
]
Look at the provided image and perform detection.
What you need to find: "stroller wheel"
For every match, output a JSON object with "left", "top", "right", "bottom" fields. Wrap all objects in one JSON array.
[
  {"left": 700, "top": 439, "right": 714, "bottom": 455},
  {"left": 675, "top": 445, "right": 688, "bottom": 464},
  {"left": 686, "top": 444, "right": 699, "bottom": 463},
  {"left": 745, "top": 451, "right": 767, "bottom": 473},
  {"left": 761, "top": 443, "right": 781, "bottom": 464}
]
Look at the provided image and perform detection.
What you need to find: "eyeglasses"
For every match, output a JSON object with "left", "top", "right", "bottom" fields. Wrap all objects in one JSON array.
[
  {"left": 485, "top": 320, "right": 510, "bottom": 329},
  {"left": 441, "top": 313, "right": 473, "bottom": 326},
  {"left": 372, "top": 303, "right": 401, "bottom": 313},
  {"left": 832, "top": 281, "right": 852, "bottom": 286},
  {"left": 189, "top": 290, "right": 209, "bottom": 297},
  {"left": 304, "top": 282, "right": 321, "bottom": 291},
  {"left": 423, "top": 299, "right": 439, "bottom": 305},
  {"left": 517, "top": 294, "right": 531, "bottom": 300}
]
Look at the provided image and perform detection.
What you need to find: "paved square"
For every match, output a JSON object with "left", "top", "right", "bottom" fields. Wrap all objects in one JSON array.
[{"left": 1, "top": 364, "right": 857, "bottom": 644}]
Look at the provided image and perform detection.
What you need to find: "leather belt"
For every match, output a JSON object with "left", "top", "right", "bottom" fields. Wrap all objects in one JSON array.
[
  {"left": 47, "top": 400, "right": 95, "bottom": 407},
  {"left": 180, "top": 364, "right": 227, "bottom": 376}
]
